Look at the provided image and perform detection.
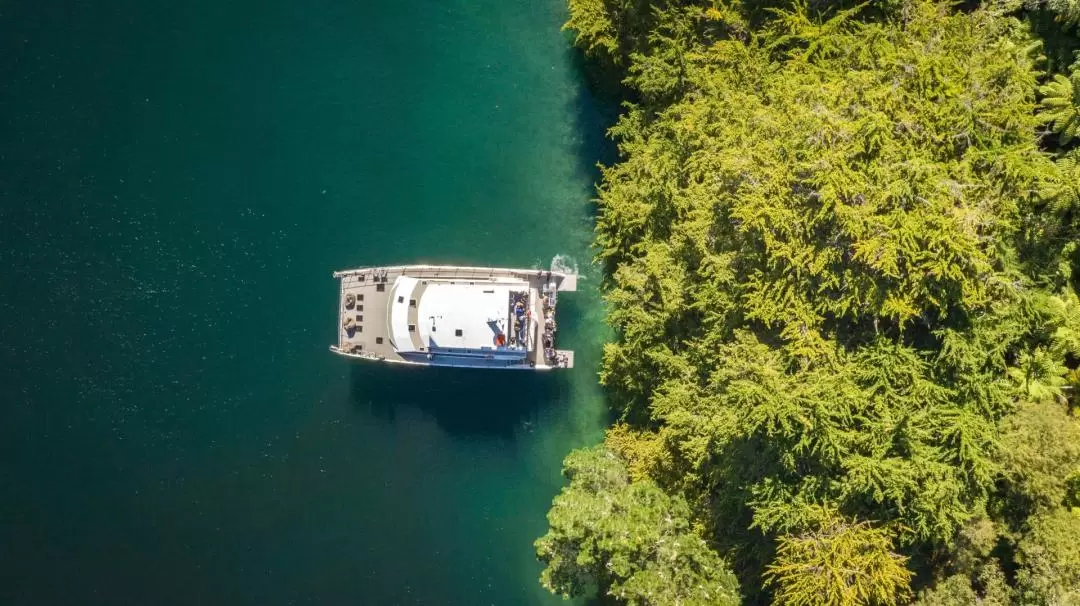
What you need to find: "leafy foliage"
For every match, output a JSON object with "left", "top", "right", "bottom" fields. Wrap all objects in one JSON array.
[
  {"left": 997, "top": 400, "right": 1080, "bottom": 518},
  {"left": 911, "top": 517, "right": 1013, "bottom": 604},
  {"left": 1046, "top": 0, "right": 1080, "bottom": 29},
  {"left": 1039, "top": 69, "right": 1080, "bottom": 144},
  {"left": 1015, "top": 508, "right": 1080, "bottom": 604},
  {"left": 911, "top": 568, "right": 1012, "bottom": 606},
  {"left": 535, "top": 447, "right": 741, "bottom": 606},
  {"left": 543, "top": 0, "right": 1080, "bottom": 603},
  {"left": 764, "top": 516, "right": 911, "bottom": 606},
  {"left": 564, "top": 0, "right": 745, "bottom": 68}
]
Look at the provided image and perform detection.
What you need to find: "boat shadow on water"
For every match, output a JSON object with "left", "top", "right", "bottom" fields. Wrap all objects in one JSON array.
[{"left": 347, "top": 362, "right": 572, "bottom": 439}]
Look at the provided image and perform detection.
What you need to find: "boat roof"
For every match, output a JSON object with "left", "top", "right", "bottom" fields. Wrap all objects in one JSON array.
[{"left": 389, "top": 277, "right": 528, "bottom": 353}]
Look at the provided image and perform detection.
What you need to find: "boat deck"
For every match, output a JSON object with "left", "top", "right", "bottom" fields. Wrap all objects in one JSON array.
[{"left": 330, "top": 265, "right": 576, "bottom": 370}]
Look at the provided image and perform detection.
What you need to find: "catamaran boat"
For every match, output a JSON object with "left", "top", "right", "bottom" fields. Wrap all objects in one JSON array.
[{"left": 330, "top": 264, "right": 577, "bottom": 369}]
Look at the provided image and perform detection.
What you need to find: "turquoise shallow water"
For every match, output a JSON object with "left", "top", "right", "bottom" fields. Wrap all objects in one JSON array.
[{"left": 0, "top": 1, "right": 613, "bottom": 603}]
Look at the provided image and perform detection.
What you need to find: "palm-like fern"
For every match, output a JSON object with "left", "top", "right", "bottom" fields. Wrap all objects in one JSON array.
[
  {"left": 1043, "top": 151, "right": 1080, "bottom": 214},
  {"left": 1039, "top": 70, "right": 1080, "bottom": 143}
]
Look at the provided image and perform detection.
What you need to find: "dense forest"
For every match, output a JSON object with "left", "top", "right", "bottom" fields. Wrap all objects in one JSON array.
[{"left": 536, "top": 0, "right": 1080, "bottom": 603}]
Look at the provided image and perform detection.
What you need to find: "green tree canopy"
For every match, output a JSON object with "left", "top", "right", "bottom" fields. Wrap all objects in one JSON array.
[
  {"left": 1015, "top": 508, "right": 1080, "bottom": 604},
  {"left": 535, "top": 447, "right": 741, "bottom": 606},
  {"left": 543, "top": 0, "right": 1080, "bottom": 603},
  {"left": 997, "top": 400, "right": 1080, "bottom": 518},
  {"left": 764, "top": 515, "right": 911, "bottom": 606}
]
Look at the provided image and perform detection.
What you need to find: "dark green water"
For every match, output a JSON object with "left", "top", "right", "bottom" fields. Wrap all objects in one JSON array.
[{"left": 0, "top": 1, "right": 613, "bottom": 603}]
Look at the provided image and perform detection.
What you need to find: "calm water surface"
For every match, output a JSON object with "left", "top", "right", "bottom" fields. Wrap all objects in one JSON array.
[{"left": 0, "top": 0, "right": 613, "bottom": 603}]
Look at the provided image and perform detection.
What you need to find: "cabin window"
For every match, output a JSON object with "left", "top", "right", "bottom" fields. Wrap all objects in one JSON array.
[
  {"left": 358, "top": 304, "right": 364, "bottom": 312},
  {"left": 358, "top": 294, "right": 364, "bottom": 301},
  {"left": 357, "top": 326, "right": 363, "bottom": 332},
  {"left": 409, "top": 299, "right": 416, "bottom": 307},
  {"left": 397, "top": 295, "right": 404, "bottom": 303},
  {"left": 408, "top": 324, "right": 416, "bottom": 332},
  {"left": 376, "top": 283, "right": 385, "bottom": 292},
  {"left": 376, "top": 337, "right": 383, "bottom": 344},
  {"left": 357, "top": 315, "right": 363, "bottom": 322},
  {"left": 455, "top": 329, "right": 463, "bottom": 337}
]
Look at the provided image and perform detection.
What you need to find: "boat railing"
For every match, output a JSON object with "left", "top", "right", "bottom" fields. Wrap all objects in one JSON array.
[{"left": 333, "top": 264, "right": 573, "bottom": 282}]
